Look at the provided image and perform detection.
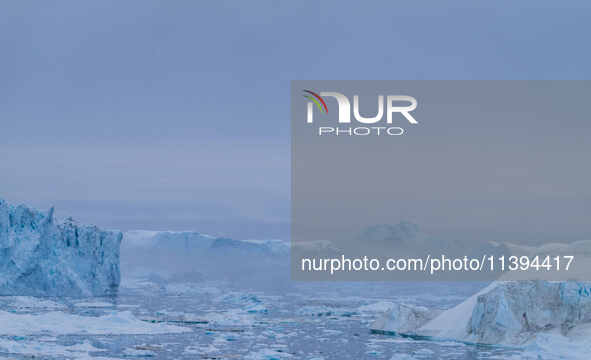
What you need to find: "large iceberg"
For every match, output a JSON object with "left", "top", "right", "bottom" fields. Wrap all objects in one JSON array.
[
  {"left": 0, "top": 199, "right": 122, "bottom": 297},
  {"left": 371, "top": 281, "right": 591, "bottom": 349},
  {"left": 121, "top": 230, "right": 289, "bottom": 287}
]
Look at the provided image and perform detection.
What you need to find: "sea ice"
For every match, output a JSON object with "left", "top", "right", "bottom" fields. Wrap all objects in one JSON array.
[
  {"left": 0, "top": 338, "right": 103, "bottom": 359},
  {"left": 0, "top": 310, "right": 189, "bottom": 335}
]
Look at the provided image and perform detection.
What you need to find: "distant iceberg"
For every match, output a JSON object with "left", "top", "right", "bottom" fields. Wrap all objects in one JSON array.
[
  {"left": 0, "top": 199, "right": 121, "bottom": 297},
  {"left": 120, "top": 230, "right": 289, "bottom": 287}
]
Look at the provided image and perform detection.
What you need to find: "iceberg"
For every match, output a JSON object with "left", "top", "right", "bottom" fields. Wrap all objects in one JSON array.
[
  {"left": 0, "top": 199, "right": 122, "bottom": 297},
  {"left": 120, "top": 230, "right": 289, "bottom": 287},
  {"left": 122, "top": 230, "right": 288, "bottom": 256},
  {"left": 370, "top": 303, "right": 441, "bottom": 335},
  {"left": 371, "top": 281, "right": 591, "bottom": 349}
]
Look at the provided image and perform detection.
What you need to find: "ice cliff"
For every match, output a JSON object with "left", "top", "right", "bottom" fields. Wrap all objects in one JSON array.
[
  {"left": 0, "top": 199, "right": 122, "bottom": 297},
  {"left": 371, "top": 281, "right": 591, "bottom": 348}
]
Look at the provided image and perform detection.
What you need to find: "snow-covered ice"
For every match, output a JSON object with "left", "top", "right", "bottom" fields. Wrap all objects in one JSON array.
[
  {"left": 0, "top": 309, "right": 189, "bottom": 335},
  {"left": 0, "top": 338, "right": 103, "bottom": 359}
]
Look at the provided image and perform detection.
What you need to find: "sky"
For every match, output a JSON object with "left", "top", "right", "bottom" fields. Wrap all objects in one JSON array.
[{"left": 1, "top": 1, "right": 590, "bottom": 240}]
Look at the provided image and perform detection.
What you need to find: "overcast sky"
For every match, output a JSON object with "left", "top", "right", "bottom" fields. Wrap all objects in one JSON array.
[{"left": 1, "top": 1, "right": 590, "bottom": 240}]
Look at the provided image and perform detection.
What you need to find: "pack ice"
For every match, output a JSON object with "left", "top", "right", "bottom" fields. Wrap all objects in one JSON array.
[
  {"left": 0, "top": 199, "right": 121, "bottom": 297},
  {"left": 372, "top": 281, "right": 591, "bottom": 347}
]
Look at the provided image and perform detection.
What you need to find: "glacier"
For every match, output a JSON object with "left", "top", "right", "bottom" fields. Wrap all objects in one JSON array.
[{"left": 0, "top": 199, "right": 122, "bottom": 297}]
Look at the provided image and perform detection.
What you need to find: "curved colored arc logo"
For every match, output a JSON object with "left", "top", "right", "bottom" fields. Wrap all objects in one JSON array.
[
  {"left": 303, "top": 89, "right": 328, "bottom": 113},
  {"left": 303, "top": 95, "right": 324, "bottom": 113}
]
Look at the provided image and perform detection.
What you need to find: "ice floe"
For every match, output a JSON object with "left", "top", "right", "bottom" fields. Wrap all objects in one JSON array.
[
  {"left": 0, "top": 338, "right": 103, "bottom": 359},
  {"left": 0, "top": 310, "right": 189, "bottom": 335}
]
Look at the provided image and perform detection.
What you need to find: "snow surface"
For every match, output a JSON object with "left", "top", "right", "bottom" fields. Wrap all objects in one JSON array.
[{"left": 0, "top": 199, "right": 122, "bottom": 297}]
